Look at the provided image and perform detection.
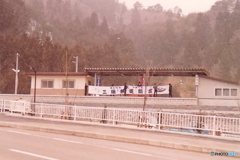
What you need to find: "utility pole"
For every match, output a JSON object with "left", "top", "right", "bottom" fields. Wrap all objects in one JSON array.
[
  {"left": 72, "top": 56, "right": 78, "bottom": 72},
  {"left": 65, "top": 50, "right": 69, "bottom": 103},
  {"left": 12, "top": 53, "right": 20, "bottom": 94},
  {"left": 30, "top": 67, "right": 37, "bottom": 103}
]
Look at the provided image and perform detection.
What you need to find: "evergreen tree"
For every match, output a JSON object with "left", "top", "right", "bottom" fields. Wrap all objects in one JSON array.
[
  {"left": 218, "top": 48, "right": 232, "bottom": 79},
  {"left": 73, "top": 1, "right": 82, "bottom": 20},
  {"left": 133, "top": 1, "right": 143, "bottom": 10},
  {"left": 215, "top": 11, "right": 231, "bottom": 38},
  {"left": 62, "top": 0, "right": 72, "bottom": 24},
  {"left": 109, "top": 33, "right": 137, "bottom": 67},
  {"left": 234, "top": 0, "right": 240, "bottom": 11},
  {"left": 99, "top": 17, "right": 109, "bottom": 34},
  {"left": 88, "top": 12, "right": 99, "bottom": 29},
  {"left": 46, "top": 0, "right": 54, "bottom": 21},
  {"left": 154, "top": 4, "right": 163, "bottom": 12},
  {"left": 147, "top": 4, "right": 163, "bottom": 12},
  {"left": 231, "top": 0, "right": 240, "bottom": 30},
  {"left": 36, "top": 0, "right": 44, "bottom": 15},
  {"left": 0, "top": 0, "right": 28, "bottom": 36},
  {"left": 121, "top": 3, "right": 127, "bottom": 14},
  {"left": 131, "top": 6, "right": 141, "bottom": 27},
  {"left": 0, "top": 0, "right": 15, "bottom": 33},
  {"left": 162, "top": 20, "right": 179, "bottom": 66},
  {"left": 183, "top": 34, "right": 200, "bottom": 67},
  {"left": 195, "top": 13, "right": 212, "bottom": 50}
]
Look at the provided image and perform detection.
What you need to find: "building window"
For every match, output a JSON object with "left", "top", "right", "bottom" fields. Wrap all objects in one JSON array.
[
  {"left": 223, "top": 88, "right": 229, "bottom": 96},
  {"left": 63, "top": 80, "right": 75, "bottom": 89},
  {"left": 215, "top": 88, "right": 238, "bottom": 97},
  {"left": 41, "top": 80, "right": 53, "bottom": 88},
  {"left": 215, "top": 88, "right": 222, "bottom": 96},
  {"left": 231, "top": 89, "right": 237, "bottom": 96}
]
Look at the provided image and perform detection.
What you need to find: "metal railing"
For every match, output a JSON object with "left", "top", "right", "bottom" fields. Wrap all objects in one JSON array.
[{"left": 1, "top": 99, "right": 239, "bottom": 138}]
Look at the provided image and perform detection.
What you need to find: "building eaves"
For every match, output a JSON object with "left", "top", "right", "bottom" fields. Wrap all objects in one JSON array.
[
  {"left": 26, "top": 72, "right": 88, "bottom": 76},
  {"left": 84, "top": 67, "right": 209, "bottom": 77}
]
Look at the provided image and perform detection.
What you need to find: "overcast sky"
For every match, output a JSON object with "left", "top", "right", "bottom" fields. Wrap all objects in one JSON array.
[{"left": 118, "top": 0, "right": 219, "bottom": 15}]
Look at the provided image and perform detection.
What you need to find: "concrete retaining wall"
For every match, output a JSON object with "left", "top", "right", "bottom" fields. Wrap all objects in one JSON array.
[
  {"left": 0, "top": 94, "right": 240, "bottom": 112},
  {"left": 0, "top": 94, "right": 197, "bottom": 106}
]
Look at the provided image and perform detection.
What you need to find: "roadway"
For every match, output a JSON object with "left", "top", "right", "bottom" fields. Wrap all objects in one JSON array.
[{"left": 0, "top": 128, "right": 236, "bottom": 160}]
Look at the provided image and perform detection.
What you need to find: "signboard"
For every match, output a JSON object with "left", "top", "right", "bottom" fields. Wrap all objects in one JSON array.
[{"left": 88, "top": 85, "right": 169, "bottom": 95}]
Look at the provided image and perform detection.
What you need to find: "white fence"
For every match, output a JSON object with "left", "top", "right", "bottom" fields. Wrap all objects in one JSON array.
[{"left": 0, "top": 99, "right": 239, "bottom": 137}]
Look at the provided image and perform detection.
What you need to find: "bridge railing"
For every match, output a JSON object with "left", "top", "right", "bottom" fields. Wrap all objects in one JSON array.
[{"left": 1, "top": 99, "right": 239, "bottom": 138}]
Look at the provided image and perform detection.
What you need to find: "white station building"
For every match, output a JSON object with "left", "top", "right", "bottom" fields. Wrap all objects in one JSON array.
[{"left": 27, "top": 68, "right": 240, "bottom": 106}]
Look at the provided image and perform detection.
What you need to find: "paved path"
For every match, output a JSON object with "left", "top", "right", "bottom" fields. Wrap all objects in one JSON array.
[{"left": 0, "top": 113, "right": 239, "bottom": 158}]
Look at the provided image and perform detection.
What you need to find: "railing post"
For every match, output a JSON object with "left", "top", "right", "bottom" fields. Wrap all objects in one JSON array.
[
  {"left": 0, "top": 99, "right": 2, "bottom": 112},
  {"left": 112, "top": 108, "right": 115, "bottom": 125},
  {"left": 40, "top": 103, "right": 43, "bottom": 118},
  {"left": 74, "top": 105, "right": 77, "bottom": 121},
  {"left": 213, "top": 116, "right": 216, "bottom": 136},
  {"left": 3, "top": 100, "right": 5, "bottom": 113},
  {"left": 23, "top": 101, "right": 26, "bottom": 115},
  {"left": 10, "top": 101, "right": 13, "bottom": 114},
  {"left": 239, "top": 119, "right": 240, "bottom": 134},
  {"left": 158, "top": 112, "right": 161, "bottom": 130}
]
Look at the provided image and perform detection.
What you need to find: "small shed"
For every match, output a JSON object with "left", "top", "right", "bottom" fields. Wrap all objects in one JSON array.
[{"left": 27, "top": 72, "right": 93, "bottom": 96}]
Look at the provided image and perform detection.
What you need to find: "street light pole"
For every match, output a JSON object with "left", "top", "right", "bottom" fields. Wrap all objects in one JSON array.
[
  {"left": 72, "top": 56, "right": 78, "bottom": 72},
  {"left": 12, "top": 53, "right": 20, "bottom": 94},
  {"left": 30, "top": 67, "right": 37, "bottom": 103}
]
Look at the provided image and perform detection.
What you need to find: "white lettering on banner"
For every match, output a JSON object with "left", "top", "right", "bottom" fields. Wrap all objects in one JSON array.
[{"left": 88, "top": 85, "right": 169, "bottom": 95}]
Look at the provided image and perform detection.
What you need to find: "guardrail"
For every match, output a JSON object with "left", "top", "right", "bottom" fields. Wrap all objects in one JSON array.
[{"left": 0, "top": 99, "right": 239, "bottom": 138}]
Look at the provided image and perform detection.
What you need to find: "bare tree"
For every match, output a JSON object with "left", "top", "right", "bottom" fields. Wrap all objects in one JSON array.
[{"left": 143, "top": 61, "right": 152, "bottom": 111}]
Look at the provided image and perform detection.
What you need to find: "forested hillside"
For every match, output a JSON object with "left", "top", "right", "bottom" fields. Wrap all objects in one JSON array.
[
  {"left": 1, "top": 0, "right": 240, "bottom": 94},
  {"left": 124, "top": 0, "right": 240, "bottom": 82}
]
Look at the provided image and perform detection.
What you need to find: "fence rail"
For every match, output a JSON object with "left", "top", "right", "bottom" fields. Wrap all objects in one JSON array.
[{"left": 0, "top": 99, "right": 239, "bottom": 138}]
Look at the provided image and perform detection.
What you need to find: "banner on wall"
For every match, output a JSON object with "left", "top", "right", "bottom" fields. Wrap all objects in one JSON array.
[{"left": 88, "top": 85, "right": 169, "bottom": 95}]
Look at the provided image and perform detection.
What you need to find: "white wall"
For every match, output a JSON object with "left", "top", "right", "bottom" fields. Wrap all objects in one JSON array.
[
  {"left": 198, "top": 77, "right": 239, "bottom": 99},
  {"left": 198, "top": 77, "right": 240, "bottom": 106},
  {"left": 30, "top": 75, "right": 89, "bottom": 89}
]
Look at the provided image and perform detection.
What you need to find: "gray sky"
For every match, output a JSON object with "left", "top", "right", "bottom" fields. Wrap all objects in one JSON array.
[{"left": 118, "top": 0, "right": 219, "bottom": 15}]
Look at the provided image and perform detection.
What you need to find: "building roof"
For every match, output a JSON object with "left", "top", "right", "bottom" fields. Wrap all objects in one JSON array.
[
  {"left": 200, "top": 75, "right": 239, "bottom": 85},
  {"left": 84, "top": 68, "right": 209, "bottom": 77},
  {"left": 26, "top": 72, "right": 88, "bottom": 76}
]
